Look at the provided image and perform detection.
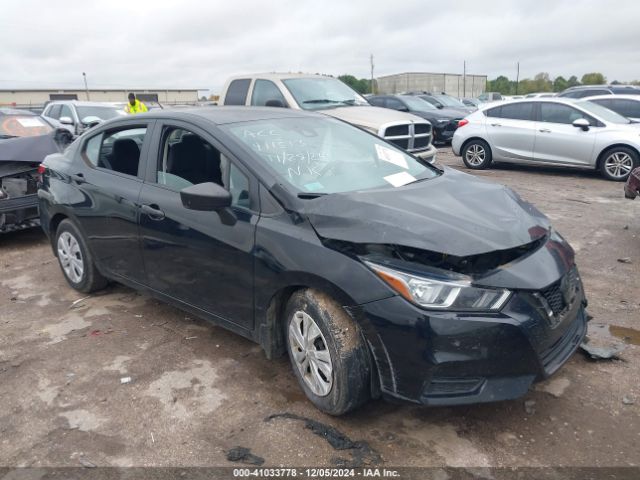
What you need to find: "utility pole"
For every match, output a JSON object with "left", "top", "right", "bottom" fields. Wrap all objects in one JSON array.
[
  {"left": 463, "top": 60, "right": 466, "bottom": 97},
  {"left": 370, "top": 54, "right": 375, "bottom": 94},
  {"left": 82, "top": 72, "right": 90, "bottom": 100},
  {"left": 515, "top": 61, "right": 520, "bottom": 95}
]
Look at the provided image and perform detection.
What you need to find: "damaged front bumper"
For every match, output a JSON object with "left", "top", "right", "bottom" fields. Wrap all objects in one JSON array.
[{"left": 353, "top": 265, "right": 588, "bottom": 407}]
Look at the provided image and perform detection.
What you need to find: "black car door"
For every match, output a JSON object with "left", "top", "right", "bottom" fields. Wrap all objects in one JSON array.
[
  {"left": 73, "top": 120, "right": 154, "bottom": 283},
  {"left": 138, "top": 120, "right": 258, "bottom": 331}
]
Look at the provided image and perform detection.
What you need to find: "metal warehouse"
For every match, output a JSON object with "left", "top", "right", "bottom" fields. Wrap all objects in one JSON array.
[
  {"left": 376, "top": 72, "right": 487, "bottom": 98},
  {"left": 0, "top": 88, "right": 202, "bottom": 108}
]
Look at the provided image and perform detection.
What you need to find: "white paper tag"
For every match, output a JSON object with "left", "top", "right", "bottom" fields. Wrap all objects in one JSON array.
[
  {"left": 383, "top": 171, "right": 416, "bottom": 187},
  {"left": 375, "top": 144, "right": 409, "bottom": 169},
  {"left": 17, "top": 117, "right": 45, "bottom": 127}
]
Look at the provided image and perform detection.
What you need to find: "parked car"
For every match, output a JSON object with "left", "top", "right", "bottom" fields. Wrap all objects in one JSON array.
[
  {"left": 477, "top": 92, "right": 503, "bottom": 103},
  {"left": 585, "top": 95, "right": 640, "bottom": 122},
  {"left": 625, "top": 167, "right": 640, "bottom": 199},
  {"left": 220, "top": 74, "right": 436, "bottom": 163},
  {"left": 452, "top": 98, "right": 640, "bottom": 181},
  {"left": 368, "top": 94, "right": 462, "bottom": 144},
  {"left": 0, "top": 108, "right": 71, "bottom": 233},
  {"left": 462, "top": 98, "right": 480, "bottom": 108},
  {"left": 40, "top": 107, "right": 587, "bottom": 414},
  {"left": 557, "top": 85, "right": 640, "bottom": 99},
  {"left": 414, "top": 93, "right": 476, "bottom": 114},
  {"left": 42, "top": 101, "right": 126, "bottom": 136}
]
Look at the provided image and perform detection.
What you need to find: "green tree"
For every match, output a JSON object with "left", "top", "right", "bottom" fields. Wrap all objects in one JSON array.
[
  {"left": 553, "top": 75, "right": 568, "bottom": 92},
  {"left": 567, "top": 76, "right": 580, "bottom": 87},
  {"left": 581, "top": 72, "right": 606, "bottom": 85},
  {"left": 338, "top": 74, "right": 371, "bottom": 94},
  {"left": 533, "top": 72, "right": 553, "bottom": 92}
]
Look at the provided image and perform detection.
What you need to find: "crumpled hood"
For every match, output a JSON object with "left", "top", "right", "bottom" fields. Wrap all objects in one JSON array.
[
  {"left": 303, "top": 167, "right": 550, "bottom": 257},
  {"left": 321, "top": 106, "right": 428, "bottom": 130}
]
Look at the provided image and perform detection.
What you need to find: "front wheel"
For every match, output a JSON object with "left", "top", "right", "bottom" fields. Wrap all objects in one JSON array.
[
  {"left": 55, "top": 219, "right": 108, "bottom": 293},
  {"left": 599, "top": 147, "right": 638, "bottom": 181},
  {"left": 284, "top": 289, "right": 371, "bottom": 415},
  {"left": 462, "top": 139, "right": 492, "bottom": 169}
]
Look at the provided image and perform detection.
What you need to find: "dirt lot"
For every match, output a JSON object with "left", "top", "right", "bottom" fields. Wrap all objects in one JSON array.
[{"left": 1, "top": 148, "right": 639, "bottom": 471}]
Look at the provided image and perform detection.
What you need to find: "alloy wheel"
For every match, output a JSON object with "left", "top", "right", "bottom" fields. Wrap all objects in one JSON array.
[
  {"left": 288, "top": 311, "right": 333, "bottom": 397},
  {"left": 465, "top": 144, "right": 486, "bottom": 166},
  {"left": 604, "top": 152, "right": 633, "bottom": 179},
  {"left": 57, "top": 231, "right": 84, "bottom": 283}
]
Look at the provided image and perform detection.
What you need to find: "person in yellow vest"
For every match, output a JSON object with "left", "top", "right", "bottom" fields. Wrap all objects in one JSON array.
[{"left": 124, "top": 93, "right": 148, "bottom": 114}]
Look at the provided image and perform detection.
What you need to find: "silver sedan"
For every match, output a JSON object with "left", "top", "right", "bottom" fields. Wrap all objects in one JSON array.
[{"left": 452, "top": 98, "right": 640, "bottom": 181}]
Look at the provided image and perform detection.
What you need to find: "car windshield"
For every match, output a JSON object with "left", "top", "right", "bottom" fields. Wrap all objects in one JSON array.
[
  {"left": 282, "top": 78, "right": 369, "bottom": 111},
  {"left": 0, "top": 114, "right": 53, "bottom": 138},
  {"left": 433, "top": 95, "right": 467, "bottom": 108},
  {"left": 223, "top": 116, "right": 438, "bottom": 195},
  {"left": 76, "top": 106, "right": 126, "bottom": 122},
  {"left": 401, "top": 96, "right": 438, "bottom": 111},
  {"left": 578, "top": 100, "right": 632, "bottom": 124}
]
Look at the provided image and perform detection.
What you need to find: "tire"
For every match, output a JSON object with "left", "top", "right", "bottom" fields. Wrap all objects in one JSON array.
[
  {"left": 599, "top": 146, "right": 639, "bottom": 181},
  {"left": 55, "top": 219, "right": 108, "bottom": 293},
  {"left": 462, "top": 139, "right": 492, "bottom": 169},
  {"left": 284, "top": 289, "right": 371, "bottom": 415}
]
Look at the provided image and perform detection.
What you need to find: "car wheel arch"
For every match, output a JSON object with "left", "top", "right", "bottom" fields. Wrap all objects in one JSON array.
[
  {"left": 49, "top": 213, "right": 69, "bottom": 252},
  {"left": 461, "top": 136, "right": 493, "bottom": 154},
  {"left": 596, "top": 143, "right": 640, "bottom": 171}
]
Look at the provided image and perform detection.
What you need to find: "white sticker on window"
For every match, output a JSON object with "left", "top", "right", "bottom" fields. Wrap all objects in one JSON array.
[
  {"left": 17, "top": 117, "right": 45, "bottom": 128},
  {"left": 375, "top": 144, "right": 409, "bottom": 169},
  {"left": 383, "top": 171, "right": 416, "bottom": 187}
]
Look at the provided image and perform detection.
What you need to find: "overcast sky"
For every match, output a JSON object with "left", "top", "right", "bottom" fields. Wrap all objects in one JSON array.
[{"left": 2, "top": 0, "right": 639, "bottom": 94}]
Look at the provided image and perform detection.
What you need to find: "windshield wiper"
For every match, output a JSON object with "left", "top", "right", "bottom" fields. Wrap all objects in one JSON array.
[
  {"left": 302, "top": 99, "right": 341, "bottom": 104},
  {"left": 405, "top": 176, "right": 434, "bottom": 186},
  {"left": 0, "top": 134, "right": 19, "bottom": 139},
  {"left": 297, "top": 192, "right": 328, "bottom": 199}
]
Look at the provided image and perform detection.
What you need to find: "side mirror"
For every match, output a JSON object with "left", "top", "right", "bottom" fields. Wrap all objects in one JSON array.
[
  {"left": 572, "top": 118, "right": 590, "bottom": 131},
  {"left": 180, "top": 182, "right": 231, "bottom": 211},
  {"left": 435, "top": 103, "right": 444, "bottom": 109},
  {"left": 59, "top": 116, "right": 74, "bottom": 125},
  {"left": 265, "top": 99, "right": 286, "bottom": 108}
]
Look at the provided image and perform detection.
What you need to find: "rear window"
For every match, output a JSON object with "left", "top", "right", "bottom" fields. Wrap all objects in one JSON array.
[
  {"left": 224, "top": 79, "right": 251, "bottom": 106},
  {"left": 0, "top": 115, "right": 54, "bottom": 138},
  {"left": 486, "top": 102, "right": 534, "bottom": 121}
]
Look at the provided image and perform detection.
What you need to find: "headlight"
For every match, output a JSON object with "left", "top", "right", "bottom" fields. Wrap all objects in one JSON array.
[{"left": 365, "top": 261, "right": 511, "bottom": 311}]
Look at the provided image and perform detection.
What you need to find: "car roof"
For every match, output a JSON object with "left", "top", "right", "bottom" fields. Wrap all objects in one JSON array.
[
  {"left": 584, "top": 94, "right": 640, "bottom": 101},
  {"left": 47, "top": 100, "right": 122, "bottom": 107},
  {"left": 225, "top": 72, "right": 337, "bottom": 81},
  {"left": 108, "top": 106, "right": 324, "bottom": 125},
  {"left": 563, "top": 84, "right": 640, "bottom": 91},
  {"left": 478, "top": 97, "right": 583, "bottom": 110},
  {"left": 0, "top": 107, "right": 37, "bottom": 116}
]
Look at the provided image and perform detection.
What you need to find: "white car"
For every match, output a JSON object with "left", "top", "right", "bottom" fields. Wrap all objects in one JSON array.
[
  {"left": 584, "top": 94, "right": 640, "bottom": 122},
  {"left": 42, "top": 101, "right": 126, "bottom": 136},
  {"left": 452, "top": 98, "right": 640, "bottom": 181}
]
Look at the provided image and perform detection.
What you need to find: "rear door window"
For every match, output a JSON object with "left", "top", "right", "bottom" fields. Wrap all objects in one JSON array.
[
  {"left": 251, "top": 79, "right": 287, "bottom": 107},
  {"left": 82, "top": 126, "right": 147, "bottom": 177},
  {"left": 224, "top": 79, "right": 251, "bottom": 106},
  {"left": 492, "top": 102, "right": 535, "bottom": 121},
  {"left": 47, "top": 104, "right": 62, "bottom": 119},
  {"left": 385, "top": 98, "right": 406, "bottom": 111}
]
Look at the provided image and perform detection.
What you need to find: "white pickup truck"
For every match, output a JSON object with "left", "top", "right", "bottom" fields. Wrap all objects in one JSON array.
[{"left": 219, "top": 73, "right": 437, "bottom": 163}]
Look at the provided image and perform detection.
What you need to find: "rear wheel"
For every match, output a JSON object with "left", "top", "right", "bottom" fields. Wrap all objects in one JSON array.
[
  {"left": 462, "top": 139, "right": 492, "bottom": 169},
  {"left": 599, "top": 147, "right": 638, "bottom": 181},
  {"left": 55, "top": 219, "right": 108, "bottom": 293},
  {"left": 284, "top": 289, "right": 371, "bottom": 415}
]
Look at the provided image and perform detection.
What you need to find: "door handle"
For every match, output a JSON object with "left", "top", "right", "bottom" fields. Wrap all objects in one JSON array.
[
  {"left": 70, "top": 173, "right": 85, "bottom": 184},
  {"left": 490, "top": 123, "right": 502, "bottom": 127},
  {"left": 141, "top": 204, "right": 165, "bottom": 220},
  {"left": 539, "top": 128, "right": 552, "bottom": 133}
]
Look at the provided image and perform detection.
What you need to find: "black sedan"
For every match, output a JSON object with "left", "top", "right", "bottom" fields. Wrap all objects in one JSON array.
[
  {"left": 39, "top": 107, "right": 588, "bottom": 414},
  {"left": 368, "top": 95, "right": 463, "bottom": 144}
]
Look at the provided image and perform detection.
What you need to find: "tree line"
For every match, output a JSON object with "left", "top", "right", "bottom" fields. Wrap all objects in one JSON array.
[{"left": 486, "top": 72, "right": 640, "bottom": 95}]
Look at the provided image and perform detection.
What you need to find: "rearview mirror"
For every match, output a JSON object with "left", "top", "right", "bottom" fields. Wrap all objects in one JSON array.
[
  {"left": 572, "top": 118, "right": 590, "bottom": 131},
  {"left": 265, "top": 99, "right": 286, "bottom": 108},
  {"left": 59, "top": 116, "right": 74, "bottom": 125},
  {"left": 180, "top": 182, "right": 231, "bottom": 211}
]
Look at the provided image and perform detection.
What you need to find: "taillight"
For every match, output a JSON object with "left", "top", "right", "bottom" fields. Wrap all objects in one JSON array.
[
  {"left": 458, "top": 119, "right": 469, "bottom": 128},
  {"left": 37, "top": 164, "right": 47, "bottom": 174}
]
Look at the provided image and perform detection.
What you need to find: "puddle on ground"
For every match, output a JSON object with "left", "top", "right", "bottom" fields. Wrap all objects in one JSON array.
[{"left": 609, "top": 325, "right": 640, "bottom": 346}]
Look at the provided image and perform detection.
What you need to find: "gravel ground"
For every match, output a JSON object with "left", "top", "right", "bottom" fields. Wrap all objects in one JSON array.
[{"left": 1, "top": 147, "right": 639, "bottom": 471}]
